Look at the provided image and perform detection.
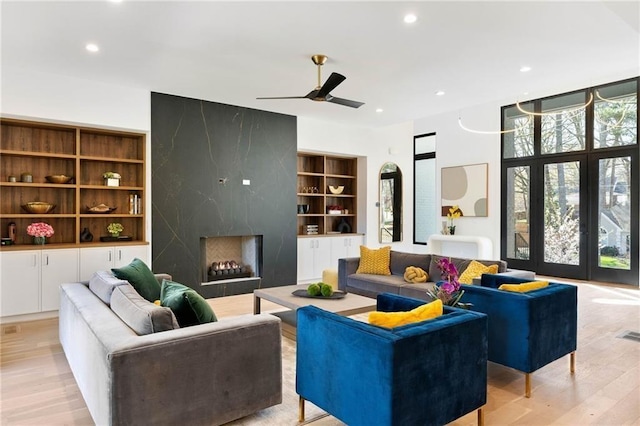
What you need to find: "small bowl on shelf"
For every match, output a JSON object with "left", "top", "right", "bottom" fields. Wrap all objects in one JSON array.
[
  {"left": 86, "top": 204, "right": 117, "bottom": 214},
  {"left": 328, "top": 185, "right": 345, "bottom": 195},
  {"left": 45, "top": 175, "right": 73, "bottom": 184},
  {"left": 22, "top": 202, "right": 56, "bottom": 214}
]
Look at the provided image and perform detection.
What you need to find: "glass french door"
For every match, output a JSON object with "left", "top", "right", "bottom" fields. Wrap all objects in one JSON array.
[
  {"left": 589, "top": 152, "right": 638, "bottom": 284},
  {"left": 535, "top": 157, "right": 587, "bottom": 279}
]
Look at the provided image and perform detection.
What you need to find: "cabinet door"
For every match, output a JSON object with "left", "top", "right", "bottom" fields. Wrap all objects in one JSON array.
[
  {"left": 346, "top": 235, "right": 364, "bottom": 257},
  {"left": 314, "top": 238, "right": 332, "bottom": 277},
  {"left": 114, "top": 245, "right": 149, "bottom": 268},
  {"left": 329, "top": 235, "right": 363, "bottom": 268},
  {"left": 297, "top": 239, "right": 317, "bottom": 282},
  {"left": 41, "top": 249, "right": 79, "bottom": 312},
  {"left": 0, "top": 251, "right": 40, "bottom": 316},
  {"left": 79, "top": 247, "right": 115, "bottom": 281}
]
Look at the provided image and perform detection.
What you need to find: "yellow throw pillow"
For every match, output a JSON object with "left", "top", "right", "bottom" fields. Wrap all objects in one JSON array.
[
  {"left": 499, "top": 281, "right": 549, "bottom": 293},
  {"left": 356, "top": 246, "right": 391, "bottom": 275},
  {"left": 403, "top": 266, "right": 429, "bottom": 283},
  {"left": 369, "top": 299, "right": 443, "bottom": 328},
  {"left": 459, "top": 260, "right": 499, "bottom": 284}
]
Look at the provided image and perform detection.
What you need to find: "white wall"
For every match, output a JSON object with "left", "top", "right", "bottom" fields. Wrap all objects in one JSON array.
[{"left": 414, "top": 102, "right": 504, "bottom": 259}]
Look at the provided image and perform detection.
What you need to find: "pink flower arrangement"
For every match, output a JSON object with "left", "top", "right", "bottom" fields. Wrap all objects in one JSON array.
[
  {"left": 26, "top": 222, "right": 54, "bottom": 238},
  {"left": 426, "top": 257, "right": 471, "bottom": 309}
]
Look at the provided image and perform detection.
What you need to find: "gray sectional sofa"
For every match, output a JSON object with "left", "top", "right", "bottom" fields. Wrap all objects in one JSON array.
[
  {"left": 338, "top": 250, "right": 534, "bottom": 300},
  {"left": 59, "top": 272, "right": 282, "bottom": 426}
]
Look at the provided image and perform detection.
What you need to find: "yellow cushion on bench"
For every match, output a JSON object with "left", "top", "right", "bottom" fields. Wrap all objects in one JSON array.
[
  {"left": 499, "top": 281, "right": 549, "bottom": 292},
  {"left": 368, "top": 299, "right": 443, "bottom": 328}
]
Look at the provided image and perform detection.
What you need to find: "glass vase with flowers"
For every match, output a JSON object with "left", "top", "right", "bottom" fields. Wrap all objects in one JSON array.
[{"left": 426, "top": 257, "right": 471, "bottom": 309}]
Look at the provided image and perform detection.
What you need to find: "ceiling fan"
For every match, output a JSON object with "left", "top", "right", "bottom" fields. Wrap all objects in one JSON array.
[{"left": 257, "top": 54, "right": 364, "bottom": 108}]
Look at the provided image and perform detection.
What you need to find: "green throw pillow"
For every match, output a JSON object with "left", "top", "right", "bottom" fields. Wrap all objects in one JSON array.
[
  {"left": 112, "top": 258, "right": 161, "bottom": 303},
  {"left": 160, "top": 279, "right": 217, "bottom": 327}
]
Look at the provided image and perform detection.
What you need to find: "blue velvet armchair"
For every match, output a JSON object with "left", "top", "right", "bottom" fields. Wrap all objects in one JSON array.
[
  {"left": 296, "top": 293, "right": 488, "bottom": 426},
  {"left": 460, "top": 274, "right": 578, "bottom": 397}
]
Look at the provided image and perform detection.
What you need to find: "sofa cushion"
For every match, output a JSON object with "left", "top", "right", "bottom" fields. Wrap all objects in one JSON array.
[
  {"left": 347, "top": 273, "right": 405, "bottom": 297},
  {"left": 398, "top": 282, "right": 435, "bottom": 301},
  {"left": 459, "top": 260, "right": 499, "bottom": 284},
  {"left": 429, "top": 255, "right": 507, "bottom": 282},
  {"left": 112, "top": 258, "right": 161, "bottom": 302},
  {"left": 368, "top": 298, "right": 443, "bottom": 328},
  {"left": 389, "top": 251, "right": 430, "bottom": 275},
  {"left": 110, "top": 284, "right": 179, "bottom": 335},
  {"left": 499, "top": 281, "right": 549, "bottom": 293},
  {"left": 160, "top": 279, "right": 217, "bottom": 327},
  {"left": 356, "top": 246, "right": 391, "bottom": 275},
  {"left": 89, "top": 270, "right": 129, "bottom": 305}
]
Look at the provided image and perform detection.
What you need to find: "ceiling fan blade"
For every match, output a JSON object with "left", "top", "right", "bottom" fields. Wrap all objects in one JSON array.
[
  {"left": 256, "top": 96, "right": 307, "bottom": 100},
  {"left": 327, "top": 96, "right": 365, "bottom": 109},
  {"left": 316, "top": 72, "right": 346, "bottom": 99}
]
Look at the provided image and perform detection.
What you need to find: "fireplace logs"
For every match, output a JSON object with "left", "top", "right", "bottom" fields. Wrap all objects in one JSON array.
[{"left": 207, "top": 260, "right": 251, "bottom": 281}]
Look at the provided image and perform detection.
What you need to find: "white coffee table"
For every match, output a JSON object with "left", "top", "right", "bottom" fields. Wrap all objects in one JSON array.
[{"left": 254, "top": 284, "right": 376, "bottom": 340}]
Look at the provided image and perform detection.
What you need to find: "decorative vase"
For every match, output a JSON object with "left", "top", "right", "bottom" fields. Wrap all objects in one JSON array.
[
  {"left": 80, "top": 227, "right": 94, "bottom": 242},
  {"left": 33, "top": 236, "right": 46, "bottom": 245},
  {"left": 337, "top": 218, "right": 352, "bottom": 234},
  {"left": 105, "top": 178, "right": 120, "bottom": 187},
  {"left": 110, "top": 232, "right": 120, "bottom": 238},
  {"left": 448, "top": 226, "right": 456, "bottom": 235}
]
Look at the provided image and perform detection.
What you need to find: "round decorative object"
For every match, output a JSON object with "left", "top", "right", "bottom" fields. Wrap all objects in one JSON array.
[
  {"left": 45, "top": 175, "right": 73, "bottom": 184},
  {"left": 328, "top": 185, "right": 345, "bottom": 194},
  {"left": 33, "top": 236, "right": 46, "bottom": 245},
  {"left": 291, "top": 289, "right": 346, "bottom": 299},
  {"left": 80, "top": 227, "right": 94, "bottom": 243},
  {"left": 86, "top": 204, "right": 117, "bottom": 214},
  {"left": 22, "top": 202, "right": 56, "bottom": 214},
  {"left": 109, "top": 232, "right": 120, "bottom": 238},
  {"left": 21, "top": 173, "right": 33, "bottom": 183},
  {"left": 336, "top": 218, "right": 352, "bottom": 234}
]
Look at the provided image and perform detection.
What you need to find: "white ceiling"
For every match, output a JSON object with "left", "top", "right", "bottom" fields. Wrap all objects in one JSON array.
[{"left": 2, "top": 1, "right": 639, "bottom": 128}]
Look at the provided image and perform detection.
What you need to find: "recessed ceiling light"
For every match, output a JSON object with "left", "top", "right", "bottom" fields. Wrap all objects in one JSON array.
[
  {"left": 85, "top": 43, "right": 99, "bottom": 53},
  {"left": 404, "top": 14, "right": 417, "bottom": 24},
  {"left": 435, "top": 90, "right": 445, "bottom": 96},
  {"left": 376, "top": 108, "right": 384, "bottom": 113},
  {"left": 520, "top": 66, "right": 531, "bottom": 73}
]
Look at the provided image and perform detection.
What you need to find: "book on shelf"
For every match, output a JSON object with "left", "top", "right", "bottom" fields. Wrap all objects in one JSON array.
[{"left": 129, "top": 193, "right": 142, "bottom": 215}]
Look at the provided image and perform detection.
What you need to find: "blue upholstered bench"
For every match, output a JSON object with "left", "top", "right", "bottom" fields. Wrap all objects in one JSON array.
[
  {"left": 461, "top": 274, "right": 578, "bottom": 397},
  {"left": 296, "top": 293, "right": 488, "bottom": 426}
]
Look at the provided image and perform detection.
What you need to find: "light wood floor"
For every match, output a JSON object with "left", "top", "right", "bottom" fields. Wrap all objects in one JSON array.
[{"left": 1, "top": 279, "right": 638, "bottom": 425}]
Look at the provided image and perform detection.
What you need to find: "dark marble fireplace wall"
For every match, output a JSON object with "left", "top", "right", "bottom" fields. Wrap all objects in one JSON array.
[{"left": 151, "top": 92, "right": 297, "bottom": 297}]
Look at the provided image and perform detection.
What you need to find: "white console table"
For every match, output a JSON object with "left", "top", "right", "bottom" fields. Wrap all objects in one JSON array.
[{"left": 427, "top": 235, "right": 493, "bottom": 259}]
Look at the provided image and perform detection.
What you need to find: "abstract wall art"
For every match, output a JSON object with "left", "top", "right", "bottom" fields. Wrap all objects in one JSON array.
[{"left": 441, "top": 163, "right": 488, "bottom": 217}]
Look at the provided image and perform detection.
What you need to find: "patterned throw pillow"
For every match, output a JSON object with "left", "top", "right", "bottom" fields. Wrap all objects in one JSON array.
[
  {"left": 369, "top": 299, "right": 443, "bottom": 328},
  {"left": 499, "top": 281, "right": 549, "bottom": 293},
  {"left": 458, "top": 260, "right": 499, "bottom": 284},
  {"left": 356, "top": 246, "right": 391, "bottom": 275}
]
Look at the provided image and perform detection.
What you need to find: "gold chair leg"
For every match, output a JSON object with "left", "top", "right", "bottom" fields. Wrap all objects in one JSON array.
[
  {"left": 570, "top": 351, "right": 576, "bottom": 374},
  {"left": 298, "top": 395, "right": 305, "bottom": 423},
  {"left": 525, "top": 373, "right": 531, "bottom": 398},
  {"left": 477, "top": 407, "right": 484, "bottom": 426}
]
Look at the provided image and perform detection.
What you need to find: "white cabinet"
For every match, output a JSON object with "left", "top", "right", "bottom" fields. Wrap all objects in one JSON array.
[
  {"left": 329, "top": 235, "right": 364, "bottom": 267},
  {"left": 0, "top": 251, "right": 41, "bottom": 316},
  {"left": 297, "top": 235, "right": 364, "bottom": 283},
  {"left": 41, "top": 249, "right": 80, "bottom": 312},
  {"left": 0, "top": 248, "right": 79, "bottom": 316},
  {"left": 79, "top": 245, "right": 149, "bottom": 281},
  {"left": 297, "top": 238, "right": 332, "bottom": 283}
]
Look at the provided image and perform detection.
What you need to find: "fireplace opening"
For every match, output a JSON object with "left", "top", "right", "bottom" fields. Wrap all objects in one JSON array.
[{"left": 200, "top": 235, "right": 263, "bottom": 292}]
